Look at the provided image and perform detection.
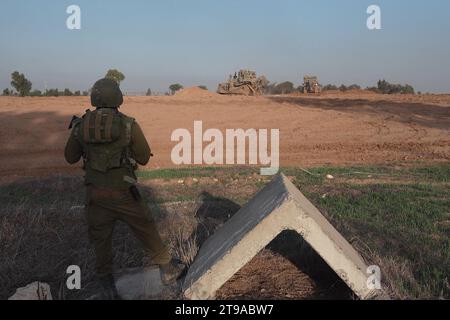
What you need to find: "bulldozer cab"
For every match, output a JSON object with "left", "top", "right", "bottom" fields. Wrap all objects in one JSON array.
[
  {"left": 302, "top": 76, "right": 322, "bottom": 94},
  {"left": 238, "top": 70, "right": 257, "bottom": 82}
]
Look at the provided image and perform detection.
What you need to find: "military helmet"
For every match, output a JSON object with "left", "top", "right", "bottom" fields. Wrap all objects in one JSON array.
[{"left": 90, "top": 78, "right": 123, "bottom": 108}]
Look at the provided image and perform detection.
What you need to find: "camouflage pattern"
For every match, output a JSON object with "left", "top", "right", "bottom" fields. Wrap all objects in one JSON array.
[
  {"left": 64, "top": 79, "right": 173, "bottom": 281},
  {"left": 85, "top": 185, "right": 171, "bottom": 276},
  {"left": 90, "top": 78, "right": 124, "bottom": 108},
  {"left": 65, "top": 109, "right": 148, "bottom": 188}
]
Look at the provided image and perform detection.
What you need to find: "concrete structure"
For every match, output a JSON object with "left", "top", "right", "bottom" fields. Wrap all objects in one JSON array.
[
  {"left": 87, "top": 267, "right": 165, "bottom": 300},
  {"left": 115, "top": 267, "right": 164, "bottom": 300},
  {"left": 9, "top": 282, "right": 52, "bottom": 300},
  {"left": 183, "top": 173, "right": 378, "bottom": 300}
]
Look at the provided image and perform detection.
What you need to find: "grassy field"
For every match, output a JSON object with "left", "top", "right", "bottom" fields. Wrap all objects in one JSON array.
[{"left": 1, "top": 164, "right": 449, "bottom": 299}]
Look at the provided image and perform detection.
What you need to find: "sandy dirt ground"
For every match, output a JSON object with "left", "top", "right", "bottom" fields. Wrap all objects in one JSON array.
[
  {"left": 215, "top": 249, "right": 351, "bottom": 300},
  {"left": 0, "top": 91, "right": 449, "bottom": 180}
]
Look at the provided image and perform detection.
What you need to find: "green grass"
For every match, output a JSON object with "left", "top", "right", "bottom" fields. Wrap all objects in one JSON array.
[
  {"left": 136, "top": 167, "right": 219, "bottom": 179},
  {"left": 284, "top": 164, "right": 450, "bottom": 299},
  {"left": 136, "top": 166, "right": 260, "bottom": 180},
  {"left": 136, "top": 163, "right": 450, "bottom": 298},
  {"left": 136, "top": 163, "right": 450, "bottom": 183},
  {"left": 408, "top": 165, "right": 450, "bottom": 183},
  {"left": 1, "top": 163, "right": 449, "bottom": 299},
  {"left": 285, "top": 163, "right": 450, "bottom": 182},
  {"left": 311, "top": 184, "right": 449, "bottom": 295}
]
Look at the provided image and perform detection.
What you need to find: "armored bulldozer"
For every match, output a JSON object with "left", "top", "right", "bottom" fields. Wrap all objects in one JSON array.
[
  {"left": 302, "top": 76, "right": 322, "bottom": 94},
  {"left": 217, "top": 70, "right": 268, "bottom": 96}
]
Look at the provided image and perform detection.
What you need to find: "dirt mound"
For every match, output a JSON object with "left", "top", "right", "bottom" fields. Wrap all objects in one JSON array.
[{"left": 174, "top": 87, "right": 218, "bottom": 98}]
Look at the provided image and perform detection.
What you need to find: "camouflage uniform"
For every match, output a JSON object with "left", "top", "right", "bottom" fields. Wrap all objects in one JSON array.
[{"left": 64, "top": 79, "right": 171, "bottom": 279}]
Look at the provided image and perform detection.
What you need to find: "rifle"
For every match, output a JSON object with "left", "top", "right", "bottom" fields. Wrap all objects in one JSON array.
[{"left": 68, "top": 115, "right": 81, "bottom": 129}]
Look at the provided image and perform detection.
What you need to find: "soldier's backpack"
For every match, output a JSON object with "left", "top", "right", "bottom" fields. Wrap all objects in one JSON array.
[{"left": 75, "top": 108, "right": 135, "bottom": 173}]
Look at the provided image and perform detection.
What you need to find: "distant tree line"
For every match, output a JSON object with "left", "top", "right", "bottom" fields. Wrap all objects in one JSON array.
[
  {"left": 145, "top": 85, "right": 207, "bottom": 96},
  {"left": 322, "top": 80, "right": 415, "bottom": 94},
  {"left": 262, "top": 79, "right": 415, "bottom": 95},
  {"left": 322, "top": 84, "right": 361, "bottom": 92},
  {"left": 3, "top": 87, "right": 89, "bottom": 97},
  {"left": 2, "top": 87, "right": 89, "bottom": 97},
  {"left": 264, "top": 81, "right": 363, "bottom": 95},
  {"left": 367, "top": 80, "right": 415, "bottom": 94},
  {"left": 264, "top": 81, "right": 297, "bottom": 95},
  {"left": 2, "top": 69, "right": 416, "bottom": 97},
  {"left": 40, "top": 89, "right": 89, "bottom": 97},
  {"left": 2, "top": 71, "right": 90, "bottom": 97}
]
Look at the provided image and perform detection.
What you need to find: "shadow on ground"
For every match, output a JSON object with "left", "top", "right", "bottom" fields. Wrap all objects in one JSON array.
[
  {"left": 0, "top": 176, "right": 173, "bottom": 300},
  {"left": 193, "top": 191, "right": 242, "bottom": 247},
  {"left": 268, "top": 96, "right": 450, "bottom": 130},
  {"left": 189, "top": 193, "right": 354, "bottom": 300},
  {"left": 268, "top": 230, "right": 354, "bottom": 299}
]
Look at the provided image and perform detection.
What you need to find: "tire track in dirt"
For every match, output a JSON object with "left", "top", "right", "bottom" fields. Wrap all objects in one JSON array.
[{"left": 407, "top": 117, "right": 429, "bottom": 142}]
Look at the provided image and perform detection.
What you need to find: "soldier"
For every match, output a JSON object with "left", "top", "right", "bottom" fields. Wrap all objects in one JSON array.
[{"left": 64, "top": 78, "right": 184, "bottom": 299}]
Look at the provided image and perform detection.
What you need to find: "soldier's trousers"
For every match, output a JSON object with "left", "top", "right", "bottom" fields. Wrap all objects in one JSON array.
[{"left": 85, "top": 185, "right": 171, "bottom": 276}]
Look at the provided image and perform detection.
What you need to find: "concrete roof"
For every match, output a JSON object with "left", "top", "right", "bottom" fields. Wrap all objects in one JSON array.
[{"left": 183, "top": 173, "right": 380, "bottom": 300}]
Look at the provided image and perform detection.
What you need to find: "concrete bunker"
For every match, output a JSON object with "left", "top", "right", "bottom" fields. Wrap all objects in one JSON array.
[{"left": 182, "top": 173, "right": 380, "bottom": 300}]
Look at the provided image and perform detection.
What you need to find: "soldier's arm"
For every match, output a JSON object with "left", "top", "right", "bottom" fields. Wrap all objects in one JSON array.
[
  {"left": 130, "top": 122, "right": 151, "bottom": 165},
  {"left": 64, "top": 129, "right": 83, "bottom": 164}
]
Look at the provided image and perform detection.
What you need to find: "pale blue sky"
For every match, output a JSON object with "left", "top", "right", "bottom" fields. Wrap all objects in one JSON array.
[{"left": 1, "top": 0, "right": 449, "bottom": 93}]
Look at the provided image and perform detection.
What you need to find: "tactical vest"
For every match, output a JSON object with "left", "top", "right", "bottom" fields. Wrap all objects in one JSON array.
[{"left": 74, "top": 108, "right": 136, "bottom": 173}]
